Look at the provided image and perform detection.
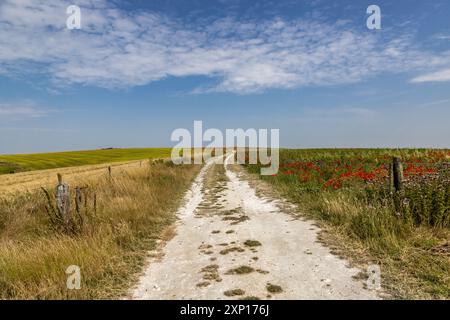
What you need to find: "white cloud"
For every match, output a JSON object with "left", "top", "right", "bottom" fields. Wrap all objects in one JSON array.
[
  {"left": 433, "top": 34, "right": 450, "bottom": 40},
  {"left": 1, "top": 0, "right": 450, "bottom": 93},
  {"left": 410, "top": 68, "right": 450, "bottom": 83},
  {"left": 0, "top": 101, "right": 51, "bottom": 118},
  {"left": 419, "top": 99, "right": 450, "bottom": 108}
]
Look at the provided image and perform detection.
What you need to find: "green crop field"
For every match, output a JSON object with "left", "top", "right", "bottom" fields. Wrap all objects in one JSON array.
[{"left": 0, "top": 148, "right": 172, "bottom": 175}]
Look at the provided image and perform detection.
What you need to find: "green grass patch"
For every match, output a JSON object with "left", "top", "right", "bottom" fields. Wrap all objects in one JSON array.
[
  {"left": 244, "top": 240, "right": 262, "bottom": 247},
  {"left": 225, "top": 266, "right": 254, "bottom": 275},
  {"left": 224, "top": 289, "right": 245, "bottom": 297},
  {"left": 0, "top": 148, "right": 171, "bottom": 174},
  {"left": 239, "top": 296, "right": 260, "bottom": 300},
  {"left": 266, "top": 283, "right": 283, "bottom": 293}
]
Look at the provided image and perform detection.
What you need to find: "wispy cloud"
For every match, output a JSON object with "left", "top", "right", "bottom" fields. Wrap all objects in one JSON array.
[
  {"left": 419, "top": 98, "right": 450, "bottom": 108},
  {"left": 433, "top": 33, "right": 450, "bottom": 40},
  {"left": 410, "top": 68, "right": 450, "bottom": 83},
  {"left": 0, "top": 101, "right": 51, "bottom": 119},
  {"left": 1, "top": 0, "right": 450, "bottom": 93},
  {"left": 303, "top": 107, "right": 377, "bottom": 119}
]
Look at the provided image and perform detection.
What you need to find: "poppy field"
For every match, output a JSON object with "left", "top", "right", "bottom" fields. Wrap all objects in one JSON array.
[
  {"left": 246, "top": 148, "right": 450, "bottom": 299},
  {"left": 251, "top": 149, "right": 450, "bottom": 228},
  {"left": 274, "top": 149, "right": 447, "bottom": 190}
]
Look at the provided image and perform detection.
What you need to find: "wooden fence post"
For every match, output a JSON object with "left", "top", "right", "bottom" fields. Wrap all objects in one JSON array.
[
  {"left": 75, "top": 187, "right": 82, "bottom": 215},
  {"left": 93, "top": 192, "right": 97, "bottom": 215},
  {"left": 108, "top": 166, "right": 112, "bottom": 179},
  {"left": 56, "top": 173, "right": 71, "bottom": 224},
  {"left": 389, "top": 162, "right": 394, "bottom": 194},
  {"left": 74, "top": 187, "right": 85, "bottom": 227},
  {"left": 392, "top": 157, "right": 404, "bottom": 192}
]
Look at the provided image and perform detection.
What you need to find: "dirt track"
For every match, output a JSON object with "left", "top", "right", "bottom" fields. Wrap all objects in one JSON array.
[{"left": 131, "top": 154, "right": 380, "bottom": 300}]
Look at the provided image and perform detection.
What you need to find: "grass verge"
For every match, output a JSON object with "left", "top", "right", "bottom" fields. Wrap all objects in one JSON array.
[
  {"left": 244, "top": 148, "right": 449, "bottom": 299},
  {"left": 0, "top": 161, "right": 200, "bottom": 299}
]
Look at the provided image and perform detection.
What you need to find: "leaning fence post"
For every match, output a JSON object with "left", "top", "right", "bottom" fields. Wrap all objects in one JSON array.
[
  {"left": 56, "top": 173, "right": 71, "bottom": 224},
  {"left": 392, "top": 157, "right": 404, "bottom": 192}
]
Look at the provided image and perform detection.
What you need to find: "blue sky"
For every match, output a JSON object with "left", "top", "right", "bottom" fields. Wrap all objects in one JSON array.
[{"left": 0, "top": 0, "right": 449, "bottom": 154}]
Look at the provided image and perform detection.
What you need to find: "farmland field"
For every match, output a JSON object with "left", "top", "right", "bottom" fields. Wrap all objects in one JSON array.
[
  {"left": 246, "top": 148, "right": 450, "bottom": 299},
  {"left": 0, "top": 159, "right": 201, "bottom": 299},
  {"left": 0, "top": 149, "right": 450, "bottom": 299},
  {"left": 0, "top": 148, "right": 172, "bottom": 175},
  {"left": 1, "top": 148, "right": 449, "bottom": 300}
]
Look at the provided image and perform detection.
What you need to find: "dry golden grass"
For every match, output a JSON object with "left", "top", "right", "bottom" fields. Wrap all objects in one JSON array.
[
  {"left": 0, "top": 161, "right": 201, "bottom": 299},
  {"left": 290, "top": 191, "right": 449, "bottom": 299},
  {"left": 314, "top": 194, "right": 450, "bottom": 299},
  {"left": 0, "top": 160, "right": 150, "bottom": 197}
]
